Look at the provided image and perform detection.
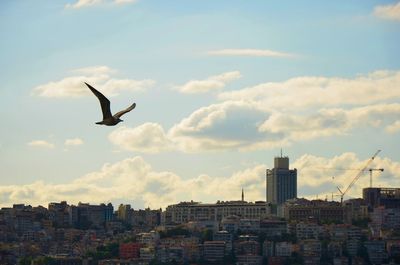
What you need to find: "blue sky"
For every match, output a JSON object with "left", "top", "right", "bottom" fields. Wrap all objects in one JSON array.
[{"left": 0, "top": 0, "right": 399, "bottom": 209}]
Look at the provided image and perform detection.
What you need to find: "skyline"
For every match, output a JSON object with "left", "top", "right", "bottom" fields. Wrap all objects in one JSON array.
[{"left": 1, "top": 0, "right": 400, "bottom": 209}]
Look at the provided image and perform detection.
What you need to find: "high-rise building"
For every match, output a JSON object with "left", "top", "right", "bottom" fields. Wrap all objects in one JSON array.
[{"left": 266, "top": 155, "right": 297, "bottom": 204}]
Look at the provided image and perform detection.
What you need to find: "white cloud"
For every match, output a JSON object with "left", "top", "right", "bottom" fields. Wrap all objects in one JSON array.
[
  {"left": 177, "top": 71, "right": 241, "bottom": 94},
  {"left": 168, "top": 100, "right": 283, "bottom": 152},
  {"left": 109, "top": 123, "right": 171, "bottom": 153},
  {"left": 259, "top": 104, "right": 400, "bottom": 142},
  {"left": 0, "top": 153, "right": 398, "bottom": 208},
  {"left": 0, "top": 156, "right": 265, "bottom": 208},
  {"left": 374, "top": 1, "right": 400, "bottom": 21},
  {"left": 218, "top": 70, "right": 400, "bottom": 110},
  {"left": 207, "top": 49, "right": 295, "bottom": 58},
  {"left": 65, "top": 0, "right": 137, "bottom": 9},
  {"left": 172, "top": 102, "right": 400, "bottom": 152},
  {"left": 27, "top": 140, "right": 55, "bottom": 149},
  {"left": 385, "top": 120, "right": 400, "bottom": 133},
  {"left": 32, "top": 65, "right": 155, "bottom": 98},
  {"left": 64, "top": 138, "right": 84, "bottom": 147}
]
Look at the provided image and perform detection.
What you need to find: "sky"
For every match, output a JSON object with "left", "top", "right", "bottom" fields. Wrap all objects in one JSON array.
[{"left": 0, "top": 0, "right": 400, "bottom": 209}]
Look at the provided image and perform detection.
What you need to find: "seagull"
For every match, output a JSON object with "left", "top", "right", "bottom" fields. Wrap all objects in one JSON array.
[{"left": 85, "top": 82, "right": 136, "bottom": 126}]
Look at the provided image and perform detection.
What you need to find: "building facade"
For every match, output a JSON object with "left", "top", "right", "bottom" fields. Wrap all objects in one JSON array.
[
  {"left": 283, "top": 198, "right": 343, "bottom": 223},
  {"left": 163, "top": 200, "right": 267, "bottom": 225}
]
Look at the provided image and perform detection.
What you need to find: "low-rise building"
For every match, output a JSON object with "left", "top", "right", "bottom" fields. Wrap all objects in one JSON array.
[
  {"left": 364, "top": 240, "right": 388, "bottom": 265},
  {"left": 275, "top": 241, "right": 292, "bottom": 257},
  {"left": 370, "top": 206, "right": 400, "bottom": 235},
  {"left": 343, "top": 198, "right": 369, "bottom": 224},
  {"left": 203, "top": 241, "right": 225, "bottom": 262},
  {"left": 139, "top": 247, "right": 155, "bottom": 263},
  {"left": 236, "top": 254, "right": 262, "bottom": 265},
  {"left": 235, "top": 240, "right": 260, "bottom": 256},
  {"left": 48, "top": 201, "right": 70, "bottom": 228},
  {"left": 259, "top": 219, "right": 288, "bottom": 237},
  {"left": 263, "top": 240, "right": 274, "bottom": 257},
  {"left": 220, "top": 215, "right": 240, "bottom": 233},
  {"left": 119, "top": 242, "right": 141, "bottom": 259},
  {"left": 296, "top": 222, "right": 321, "bottom": 240},
  {"left": 214, "top": 231, "right": 233, "bottom": 252},
  {"left": 137, "top": 231, "right": 159, "bottom": 247},
  {"left": 301, "top": 239, "right": 321, "bottom": 258},
  {"left": 157, "top": 245, "right": 184, "bottom": 264}
]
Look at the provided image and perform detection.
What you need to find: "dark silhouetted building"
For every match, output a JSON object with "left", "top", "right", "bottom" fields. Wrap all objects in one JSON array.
[
  {"left": 363, "top": 187, "right": 400, "bottom": 210},
  {"left": 266, "top": 155, "right": 297, "bottom": 204}
]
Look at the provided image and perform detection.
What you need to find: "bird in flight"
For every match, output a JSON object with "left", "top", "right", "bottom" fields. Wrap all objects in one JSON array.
[{"left": 85, "top": 82, "right": 136, "bottom": 126}]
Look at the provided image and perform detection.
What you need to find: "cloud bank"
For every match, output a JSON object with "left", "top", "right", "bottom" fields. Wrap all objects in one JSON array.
[
  {"left": 108, "top": 70, "right": 400, "bottom": 153},
  {"left": 0, "top": 154, "right": 398, "bottom": 208},
  {"left": 218, "top": 70, "right": 400, "bottom": 110}
]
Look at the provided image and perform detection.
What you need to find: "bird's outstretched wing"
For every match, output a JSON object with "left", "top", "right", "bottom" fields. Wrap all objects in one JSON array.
[
  {"left": 85, "top": 82, "right": 112, "bottom": 120},
  {"left": 114, "top": 103, "right": 136, "bottom": 119}
]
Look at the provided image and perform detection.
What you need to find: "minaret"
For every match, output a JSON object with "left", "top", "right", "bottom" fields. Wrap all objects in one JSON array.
[{"left": 241, "top": 188, "right": 244, "bottom": 202}]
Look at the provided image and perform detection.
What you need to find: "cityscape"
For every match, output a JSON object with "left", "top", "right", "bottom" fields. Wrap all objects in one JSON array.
[
  {"left": 1, "top": 155, "right": 399, "bottom": 265},
  {"left": 1, "top": 1, "right": 400, "bottom": 265}
]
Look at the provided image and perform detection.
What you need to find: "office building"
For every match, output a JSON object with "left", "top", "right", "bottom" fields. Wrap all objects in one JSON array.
[{"left": 266, "top": 155, "right": 297, "bottom": 204}]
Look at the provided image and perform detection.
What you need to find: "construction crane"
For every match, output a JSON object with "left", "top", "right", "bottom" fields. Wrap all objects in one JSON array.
[
  {"left": 328, "top": 191, "right": 342, "bottom": 201},
  {"left": 336, "top": 150, "right": 381, "bottom": 204},
  {"left": 329, "top": 167, "right": 384, "bottom": 189},
  {"left": 368, "top": 168, "right": 384, "bottom": 188}
]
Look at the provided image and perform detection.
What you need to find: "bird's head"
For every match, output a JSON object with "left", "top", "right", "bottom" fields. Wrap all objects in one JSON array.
[{"left": 118, "top": 118, "right": 123, "bottom": 123}]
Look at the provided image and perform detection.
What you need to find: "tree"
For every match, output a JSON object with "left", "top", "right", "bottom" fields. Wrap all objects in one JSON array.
[
  {"left": 223, "top": 249, "right": 237, "bottom": 265},
  {"left": 357, "top": 244, "right": 371, "bottom": 265},
  {"left": 352, "top": 218, "right": 370, "bottom": 229},
  {"left": 19, "top": 257, "right": 32, "bottom": 265},
  {"left": 285, "top": 252, "right": 304, "bottom": 265},
  {"left": 201, "top": 229, "right": 213, "bottom": 242},
  {"left": 86, "top": 242, "right": 119, "bottom": 261},
  {"left": 159, "top": 226, "right": 190, "bottom": 238},
  {"left": 32, "top": 257, "right": 55, "bottom": 265}
]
